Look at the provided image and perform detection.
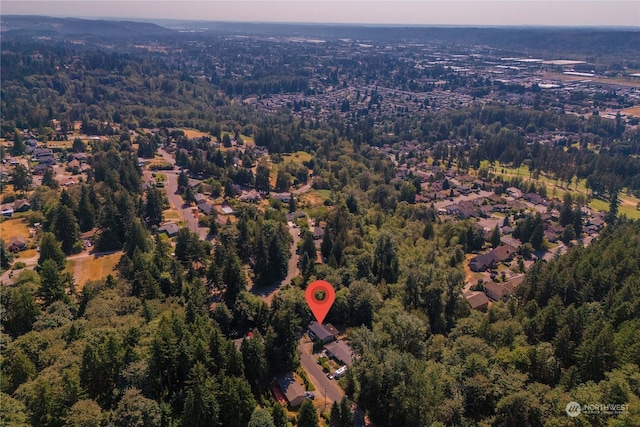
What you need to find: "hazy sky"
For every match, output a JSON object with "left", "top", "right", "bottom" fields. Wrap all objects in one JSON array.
[{"left": 2, "top": 1, "right": 640, "bottom": 27}]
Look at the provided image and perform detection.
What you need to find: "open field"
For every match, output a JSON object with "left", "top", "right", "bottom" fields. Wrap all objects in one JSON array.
[
  {"left": 622, "top": 106, "right": 640, "bottom": 117},
  {"left": 46, "top": 140, "right": 74, "bottom": 149},
  {"left": 71, "top": 251, "right": 123, "bottom": 290},
  {"left": 0, "top": 218, "right": 31, "bottom": 241},
  {"left": 180, "top": 128, "right": 210, "bottom": 139},
  {"left": 282, "top": 151, "right": 312, "bottom": 165},
  {"left": 300, "top": 190, "right": 331, "bottom": 210}
]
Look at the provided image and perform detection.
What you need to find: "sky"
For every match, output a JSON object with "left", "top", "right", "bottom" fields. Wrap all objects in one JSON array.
[{"left": 2, "top": 0, "right": 640, "bottom": 27}]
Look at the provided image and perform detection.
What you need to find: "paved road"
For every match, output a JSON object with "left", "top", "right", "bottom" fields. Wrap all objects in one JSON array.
[
  {"left": 298, "top": 341, "right": 345, "bottom": 407},
  {"left": 147, "top": 149, "right": 210, "bottom": 240}
]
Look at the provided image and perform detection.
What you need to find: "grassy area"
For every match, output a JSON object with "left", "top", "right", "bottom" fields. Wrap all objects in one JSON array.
[
  {"left": 0, "top": 218, "right": 30, "bottom": 241},
  {"left": 16, "top": 249, "right": 38, "bottom": 260},
  {"left": 299, "top": 190, "right": 331, "bottom": 209},
  {"left": 282, "top": 151, "right": 312, "bottom": 165},
  {"left": 152, "top": 172, "right": 167, "bottom": 182},
  {"left": 46, "top": 140, "right": 74, "bottom": 149},
  {"left": 72, "top": 252, "right": 123, "bottom": 290},
  {"left": 180, "top": 128, "right": 211, "bottom": 139},
  {"left": 590, "top": 197, "right": 640, "bottom": 219},
  {"left": 163, "top": 208, "right": 183, "bottom": 220}
]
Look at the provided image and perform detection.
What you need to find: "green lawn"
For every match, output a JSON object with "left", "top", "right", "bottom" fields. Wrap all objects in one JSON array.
[{"left": 282, "top": 151, "right": 312, "bottom": 165}]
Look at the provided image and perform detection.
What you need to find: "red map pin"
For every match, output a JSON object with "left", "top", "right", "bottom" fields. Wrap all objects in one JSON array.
[{"left": 305, "top": 280, "right": 335, "bottom": 324}]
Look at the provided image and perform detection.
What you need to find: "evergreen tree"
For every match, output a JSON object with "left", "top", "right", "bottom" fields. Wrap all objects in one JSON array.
[
  {"left": 607, "top": 189, "right": 620, "bottom": 223},
  {"left": 339, "top": 397, "right": 353, "bottom": 427},
  {"left": 297, "top": 399, "right": 318, "bottom": 427},
  {"left": 271, "top": 404, "right": 287, "bottom": 427},
  {"left": 182, "top": 363, "right": 220, "bottom": 427},
  {"left": 321, "top": 226, "right": 333, "bottom": 259},
  {"left": 372, "top": 233, "right": 399, "bottom": 284},
  {"left": 38, "top": 259, "right": 66, "bottom": 305},
  {"left": 222, "top": 247, "right": 246, "bottom": 305},
  {"left": 41, "top": 168, "right": 59, "bottom": 189},
  {"left": 11, "top": 164, "right": 32, "bottom": 193},
  {"left": 177, "top": 170, "right": 189, "bottom": 189},
  {"left": 72, "top": 138, "right": 86, "bottom": 153},
  {"left": 241, "top": 332, "right": 269, "bottom": 387},
  {"left": 330, "top": 401, "right": 341, "bottom": 427},
  {"left": 530, "top": 224, "right": 544, "bottom": 250},
  {"left": 38, "top": 232, "right": 66, "bottom": 269},
  {"left": 490, "top": 224, "right": 501, "bottom": 248},
  {"left": 51, "top": 204, "right": 80, "bottom": 254},
  {"left": 422, "top": 220, "right": 435, "bottom": 240},
  {"left": 1, "top": 239, "right": 13, "bottom": 270},
  {"left": 144, "top": 186, "right": 164, "bottom": 227},
  {"left": 5, "top": 285, "right": 40, "bottom": 337},
  {"left": 218, "top": 376, "right": 256, "bottom": 427},
  {"left": 11, "top": 128, "right": 25, "bottom": 156},
  {"left": 80, "top": 333, "right": 125, "bottom": 407},
  {"left": 78, "top": 185, "right": 96, "bottom": 232},
  {"left": 301, "top": 231, "right": 317, "bottom": 264},
  {"left": 124, "top": 218, "right": 150, "bottom": 258},
  {"left": 289, "top": 193, "right": 296, "bottom": 213},
  {"left": 255, "top": 164, "right": 270, "bottom": 193}
]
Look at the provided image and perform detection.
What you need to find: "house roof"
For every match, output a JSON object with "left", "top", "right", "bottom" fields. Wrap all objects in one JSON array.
[
  {"left": 325, "top": 340, "right": 355, "bottom": 366},
  {"left": 276, "top": 373, "right": 306, "bottom": 405},
  {"left": 483, "top": 281, "right": 515, "bottom": 301},
  {"left": 466, "top": 291, "right": 490, "bottom": 309},
  {"left": 14, "top": 199, "right": 30, "bottom": 209},
  {"left": 308, "top": 321, "right": 334, "bottom": 342},
  {"left": 158, "top": 222, "right": 179, "bottom": 236}
]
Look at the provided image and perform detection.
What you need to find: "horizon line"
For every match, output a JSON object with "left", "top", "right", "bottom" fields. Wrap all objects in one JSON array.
[{"left": 4, "top": 14, "right": 640, "bottom": 31}]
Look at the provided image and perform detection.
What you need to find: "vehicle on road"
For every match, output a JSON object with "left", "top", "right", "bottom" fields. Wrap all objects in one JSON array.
[
  {"left": 333, "top": 366, "right": 347, "bottom": 379},
  {"left": 305, "top": 391, "right": 315, "bottom": 400}
]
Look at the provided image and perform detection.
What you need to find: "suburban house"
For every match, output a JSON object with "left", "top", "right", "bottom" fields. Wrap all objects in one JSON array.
[
  {"left": 313, "top": 227, "right": 324, "bottom": 240},
  {"left": 7, "top": 236, "right": 28, "bottom": 252},
  {"left": 469, "top": 244, "right": 517, "bottom": 272},
  {"left": 197, "top": 200, "right": 215, "bottom": 215},
  {"left": 239, "top": 190, "right": 262, "bottom": 203},
  {"left": 276, "top": 373, "right": 306, "bottom": 408},
  {"left": 13, "top": 199, "right": 31, "bottom": 212},
  {"left": 325, "top": 340, "right": 355, "bottom": 366},
  {"left": 483, "top": 281, "right": 516, "bottom": 302},
  {"left": 308, "top": 322, "right": 338, "bottom": 344},
  {"left": 466, "top": 291, "right": 490, "bottom": 311},
  {"left": 158, "top": 222, "right": 179, "bottom": 238}
]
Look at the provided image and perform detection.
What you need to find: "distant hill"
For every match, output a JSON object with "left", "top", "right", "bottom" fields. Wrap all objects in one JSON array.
[
  {"left": 2, "top": 15, "right": 639, "bottom": 56},
  {"left": 161, "top": 20, "right": 640, "bottom": 56},
  {"left": 0, "top": 15, "right": 173, "bottom": 38}
]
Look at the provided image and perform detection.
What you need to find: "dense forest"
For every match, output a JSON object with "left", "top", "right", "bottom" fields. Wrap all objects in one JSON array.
[{"left": 2, "top": 18, "right": 640, "bottom": 427}]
